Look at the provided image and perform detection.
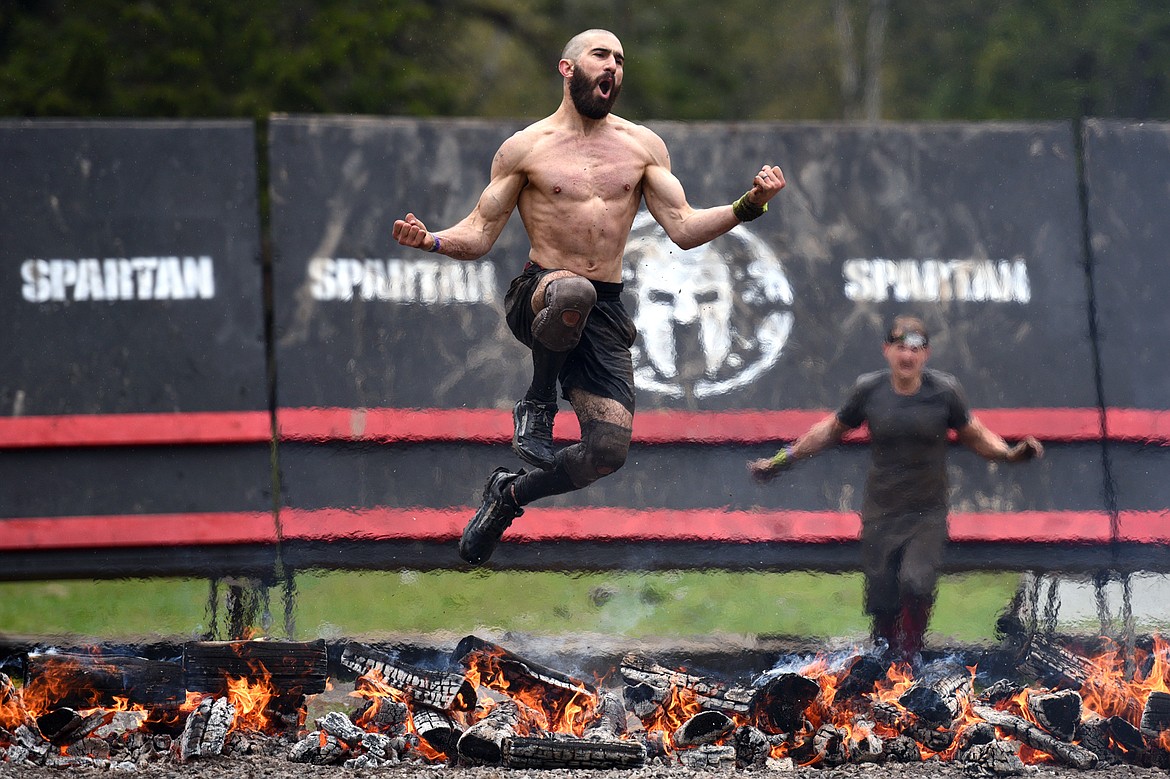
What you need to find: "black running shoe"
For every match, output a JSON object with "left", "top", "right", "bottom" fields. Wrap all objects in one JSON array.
[
  {"left": 512, "top": 399, "right": 557, "bottom": 469},
  {"left": 459, "top": 467, "right": 524, "bottom": 565}
]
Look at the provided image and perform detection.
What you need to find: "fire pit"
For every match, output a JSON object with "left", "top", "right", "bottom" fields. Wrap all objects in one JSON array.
[{"left": 2, "top": 632, "right": 1170, "bottom": 777}]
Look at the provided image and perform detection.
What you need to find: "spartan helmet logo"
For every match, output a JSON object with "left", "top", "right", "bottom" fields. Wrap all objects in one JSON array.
[{"left": 623, "top": 211, "right": 793, "bottom": 401}]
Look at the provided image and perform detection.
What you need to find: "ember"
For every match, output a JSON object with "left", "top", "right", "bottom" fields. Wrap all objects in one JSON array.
[{"left": 1, "top": 633, "right": 1170, "bottom": 773}]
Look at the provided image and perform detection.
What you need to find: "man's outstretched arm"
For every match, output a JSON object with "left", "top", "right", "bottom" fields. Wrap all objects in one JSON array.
[
  {"left": 748, "top": 413, "right": 849, "bottom": 483},
  {"left": 957, "top": 417, "right": 1044, "bottom": 462},
  {"left": 392, "top": 135, "right": 528, "bottom": 260},
  {"left": 641, "top": 131, "right": 785, "bottom": 250}
]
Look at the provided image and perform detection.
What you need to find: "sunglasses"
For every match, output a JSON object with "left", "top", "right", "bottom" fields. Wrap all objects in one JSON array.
[{"left": 887, "top": 332, "right": 928, "bottom": 349}]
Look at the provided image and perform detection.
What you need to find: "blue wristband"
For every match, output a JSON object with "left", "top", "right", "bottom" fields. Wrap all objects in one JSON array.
[{"left": 429, "top": 235, "right": 442, "bottom": 253}]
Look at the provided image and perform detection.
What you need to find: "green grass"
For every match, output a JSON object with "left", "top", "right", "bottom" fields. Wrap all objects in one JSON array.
[{"left": 0, "top": 571, "right": 1020, "bottom": 645}]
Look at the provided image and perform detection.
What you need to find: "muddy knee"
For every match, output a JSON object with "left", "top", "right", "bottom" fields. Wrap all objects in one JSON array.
[
  {"left": 532, "top": 276, "right": 597, "bottom": 351},
  {"left": 562, "top": 421, "right": 631, "bottom": 487}
]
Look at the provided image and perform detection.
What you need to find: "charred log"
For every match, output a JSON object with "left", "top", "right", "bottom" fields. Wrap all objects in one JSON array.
[
  {"left": 1026, "top": 689, "right": 1082, "bottom": 741},
  {"left": 812, "top": 723, "right": 852, "bottom": 766},
  {"left": 751, "top": 672, "right": 820, "bottom": 733},
  {"left": 342, "top": 642, "right": 475, "bottom": 712},
  {"left": 453, "top": 636, "right": 594, "bottom": 692},
  {"left": 619, "top": 653, "right": 754, "bottom": 716},
  {"left": 972, "top": 704, "right": 1099, "bottom": 769},
  {"left": 882, "top": 733, "right": 924, "bottom": 762},
  {"left": 1076, "top": 714, "right": 1121, "bottom": 765},
  {"left": 183, "top": 640, "right": 326, "bottom": 711},
  {"left": 872, "top": 700, "right": 955, "bottom": 752},
  {"left": 456, "top": 698, "right": 520, "bottom": 765},
  {"left": 502, "top": 734, "right": 646, "bottom": 769},
  {"left": 411, "top": 707, "right": 463, "bottom": 757},
  {"left": 672, "top": 709, "right": 735, "bottom": 748},
  {"left": 961, "top": 739, "right": 1027, "bottom": 777},
  {"left": 455, "top": 636, "right": 596, "bottom": 725},
  {"left": 178, "top": 696, "right": 235, "bottom": 762},
  {"left": 581, "top": 691, "right": 628, "bottom": 741},
  {"left": 1141, "top": 690, "right": 1170, "bottom": 737},
  {"left": 1101, "top": 715, "right": 1149, "bottom": 764},
  {"left": 898, "top": 663, "right": 971, "bottom": 728},
  {"left": 1015, "top": 634, "right": 1093, "bottom": 690},
  {"left": 677, "top": 743, "right": 736, "bottom": 769},
  {"left": 978, "top": 679, "right": 1024, "bottom": 706},
  {"left": 834, "top": 654, "right": 889, "bottom": 700},
  {"left": 25, "top": 653, "right": 184, "bottom": 709},
  {"left": 34, "top": 708, "right": 107, "bottom": 745},
  {"left": 732, "top": 724, "right": 771, "bottom": 768}
]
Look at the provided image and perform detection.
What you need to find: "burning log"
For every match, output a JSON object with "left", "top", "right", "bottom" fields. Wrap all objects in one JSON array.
[
  {"left": 410, "top": 707, "right": 463, "bottom": 756},
  {"left": 619, "top": 653, "right": 754, "bottom": 716},
  {"left": 732, "top": 724, "right": 770, "bottom": 768},
  {"left": 454, "top": 636, "right": 596, "bottom": 725},
  {"left": 25, "top": 652, "right": 184, "bottom": 709},
  {"left": 961, "top": 740, "right": 1026, "bottom": 777},
  {"left": 811, "top": 722, "right": 852, "bottom": 766},
  {"left": 833, "top": 654, "right": 889, "bottom": 700},
  {"left": 1026, "top": 689, "right": 1082, "bottom": 741},
  {"left": 581, "top": 691, "right": 628, "bottom": 740},
  {"left": 33, "top": 707, "right": 107, "bottom": 745},
  {"left": 1099, "top": 714, "right": 1148, "bottom": 763},
  {"left": 502, "top": 735, "right": 647, "bottom": 769},
  {"left": 872, "top": 700, "right": 954, "bottom": 752},
  {"left": 1015, "top": 634, "right": 1094, "bottom": 690},
  {"left": 677, "top": 743, "right": 736, "bottom": 769},
  {"left": 882, "top": 734, "right": 924, "bottom": 763},
  {"left": 671, "top": 709, "right": 735, "bottom": 748},
  {"left": 455, "top": 698, "right": 521, "bottom": 765},
  {"left": 979, "top": 678, "right": 1024, "bottom": 705},
  {"left": 342, "top": 642, "right": 476, "bottom": 712},
  {"left": 849, "top": 721, "right": 884, "bottom": 763},
  {"left": 177, "top": 696, "right": 235, "bottom": 762},
  {"left": 972, "top": 704, "right": 1099, "bottom": 769},
  {"left": 1141, "top": 690, "right": 1170, "bottom": 737},
  {"left": 1075, "top": 714, "right": 1121, "bottom": 765},
  {"left": 184, "top": 639, "right": 327, "bottom": 711},
  {"left": 897, "top": 662, "right": 971, "bottom": 728},
  {"left": 956, "top": 721, "right": 1027, "bottom": 776},
  {"left": 750, "top": 672, "right": 820, "bottom": 733}
]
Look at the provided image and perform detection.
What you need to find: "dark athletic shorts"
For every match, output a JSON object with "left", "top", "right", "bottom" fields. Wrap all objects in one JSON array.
[
  {"left": 859, "top": 509, "right": 948, "bottom": 615},
  {"left": 504, "top": 262, "right": 638, "bottom": 414}
]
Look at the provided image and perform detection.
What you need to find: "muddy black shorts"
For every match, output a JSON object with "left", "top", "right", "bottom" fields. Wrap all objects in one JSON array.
[
  {"left": 504, "top": 262, "right": 638, "bottom": 414},
  {"left": 859, "top": 509, "right": 948, "bottom": 615}
]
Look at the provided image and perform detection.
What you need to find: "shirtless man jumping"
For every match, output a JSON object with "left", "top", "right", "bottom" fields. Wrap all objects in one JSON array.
[{"left": 393, "top": 29, "right": 785, "bottom": 565}]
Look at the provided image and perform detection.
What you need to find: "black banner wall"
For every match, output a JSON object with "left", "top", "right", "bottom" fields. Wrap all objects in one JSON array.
[
  {"left": 1083, "top": 119, "right": 1170, "bottom": 513},
  {"left": 269, "top": 118, "right": 1091, "bottom": 413},
  {"left": 0, "top": 120, "right": 274, "bottom": 580},
  {"left": 268, "top": 117, "right": 1116, "bottom": 572}
]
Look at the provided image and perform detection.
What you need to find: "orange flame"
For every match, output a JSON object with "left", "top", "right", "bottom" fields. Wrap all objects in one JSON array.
[
  {"left": 348, "top": 671, "right": 446, "bottom": 763},
  {"left": 462, "top": 649, "right": 596, "bottom": 736},
  {"left": 225, "top": 663, "right": 275, "bottom": 733}
]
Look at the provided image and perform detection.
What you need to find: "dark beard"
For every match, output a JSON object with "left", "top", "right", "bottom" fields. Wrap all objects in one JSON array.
[{"left": 568, "top": 67, "right": 620, "bottom": 120}]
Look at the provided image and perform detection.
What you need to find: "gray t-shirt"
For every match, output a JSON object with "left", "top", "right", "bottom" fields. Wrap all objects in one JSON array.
[{"left": 836, "top": 368, "right": 971, "bottom": 521}]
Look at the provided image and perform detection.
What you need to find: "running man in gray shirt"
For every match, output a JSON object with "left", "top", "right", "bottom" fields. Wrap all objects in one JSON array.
[{"left": 748, "top": 315, "right": 1043, "bottom": 663}]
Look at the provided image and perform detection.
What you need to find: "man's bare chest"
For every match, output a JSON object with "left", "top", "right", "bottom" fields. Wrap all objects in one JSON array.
[{"left": 524, "top": 145, "right": 644, "bottom": 203}]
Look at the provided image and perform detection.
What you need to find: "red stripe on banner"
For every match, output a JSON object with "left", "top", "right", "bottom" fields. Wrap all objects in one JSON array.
[
  {"left": 0, "top": 511, "right": 277, "bottom": 550},
  {"left": 0, "top": 406, "right": 1164, "bottom": 448},
  {"left": 2, "top": 508, "right": 1165, "bottom": 553},
  {"left": 1117, "top": 510, "right": 1170, "bottom": 543},
  {"left": 275, "top": 406, "right": 1123, "bottom": 445},
  {"left": 0, "top": 411, "right": 271, "bottom": 448}
]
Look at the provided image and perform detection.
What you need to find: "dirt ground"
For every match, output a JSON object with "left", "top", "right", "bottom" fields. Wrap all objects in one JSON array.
[{"left": 3, "top": 754, "right": 1170, "bottom": 779}]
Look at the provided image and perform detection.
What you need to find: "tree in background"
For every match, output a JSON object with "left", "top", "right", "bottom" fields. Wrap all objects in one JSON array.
[{"left": 0, "top": 0, "right": 1166, "bottom": 121}]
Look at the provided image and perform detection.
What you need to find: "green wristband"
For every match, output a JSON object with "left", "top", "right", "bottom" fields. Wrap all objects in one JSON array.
[
  {"left": 732, "top": 192, "right": 768, "bottom": 222},
  {"left": 769, "top": 445, "right": 793, "bottom": 469}
]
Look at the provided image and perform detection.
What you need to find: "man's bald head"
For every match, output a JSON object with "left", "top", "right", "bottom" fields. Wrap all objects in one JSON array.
[{"left": 561, "top": 29, "right": 621, "bottom": 63}]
